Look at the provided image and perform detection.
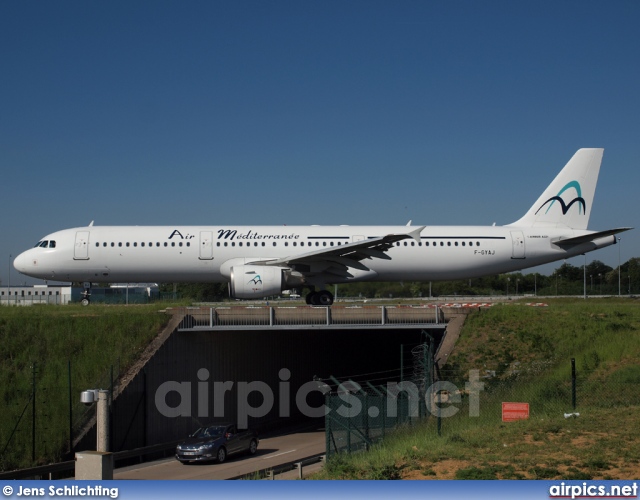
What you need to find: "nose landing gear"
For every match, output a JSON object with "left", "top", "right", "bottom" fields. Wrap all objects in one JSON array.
[{"left": 81, "top": 283, "right": 91, "bottom": 306}]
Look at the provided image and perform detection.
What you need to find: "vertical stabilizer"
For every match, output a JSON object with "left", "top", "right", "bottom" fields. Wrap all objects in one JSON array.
[{"left": 507, "top": 148, "right": 603, "bottom": 230}]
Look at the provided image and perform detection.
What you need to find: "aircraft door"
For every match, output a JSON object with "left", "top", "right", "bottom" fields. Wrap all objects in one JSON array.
[
  {"left": 74, "top": 231, "right": 90, "bottom": 260},
  {"left": 199, "top": 231, "right": 214, "bottom": 260},
  {"left": 510, "top": 231, "right": 525, "bottom": 259}
]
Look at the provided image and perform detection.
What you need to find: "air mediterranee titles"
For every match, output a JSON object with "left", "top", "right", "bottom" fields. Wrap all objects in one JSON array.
[{"left": 167, "top": 229, "right": 301, "bottom": 242}]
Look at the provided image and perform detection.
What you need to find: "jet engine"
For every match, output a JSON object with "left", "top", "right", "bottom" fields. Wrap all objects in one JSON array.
[{"left": 229, "top": 265, "right": 285, "bottom": 299}]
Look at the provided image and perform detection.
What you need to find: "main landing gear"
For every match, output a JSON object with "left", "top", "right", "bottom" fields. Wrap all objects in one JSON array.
[{"left": 306, "top": 290, "right": 334, "bottom": 306}]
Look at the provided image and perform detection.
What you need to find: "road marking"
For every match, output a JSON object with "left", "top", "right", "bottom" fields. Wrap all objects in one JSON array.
[{"left": 263, "top": 449, "right": 297, "bottom": 459}]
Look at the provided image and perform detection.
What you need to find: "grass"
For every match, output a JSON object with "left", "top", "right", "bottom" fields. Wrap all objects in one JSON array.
[
  {"left": 314, "top": 297, "right": 640, "bottom": 479},
  {"left": 0, "top": 303, "right": 171, "bottom": 471}
]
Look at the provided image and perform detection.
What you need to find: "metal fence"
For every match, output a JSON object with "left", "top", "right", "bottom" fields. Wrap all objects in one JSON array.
[
  {"left": 324, "top": 336, "right": 437, "bottom": 457},
  {"left": 177, "top": 305, "right": 444, "bottom": 330}
]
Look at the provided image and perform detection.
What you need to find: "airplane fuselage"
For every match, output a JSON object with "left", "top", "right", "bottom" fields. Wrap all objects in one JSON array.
[{"left": 13, "top": 224, "right": 615, "bottom": 284}]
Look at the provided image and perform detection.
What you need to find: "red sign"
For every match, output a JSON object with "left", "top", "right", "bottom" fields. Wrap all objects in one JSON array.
[{"left": 502, "top": 402, "right": 530, "bottom": 422}]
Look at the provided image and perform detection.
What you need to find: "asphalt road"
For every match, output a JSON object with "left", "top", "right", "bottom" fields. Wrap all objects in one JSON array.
[{"left": 114, "top": 428, "right": 325, "bottom": 480}]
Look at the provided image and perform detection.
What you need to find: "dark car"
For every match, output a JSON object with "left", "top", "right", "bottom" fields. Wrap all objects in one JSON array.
[{"left": 175, "top": 423, "right": 259, "bottom": 464}]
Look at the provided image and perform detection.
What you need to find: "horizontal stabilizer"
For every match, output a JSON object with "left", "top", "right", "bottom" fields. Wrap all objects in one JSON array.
[{"left": 552, "top": 227, "right": 632, "bottom": 246}]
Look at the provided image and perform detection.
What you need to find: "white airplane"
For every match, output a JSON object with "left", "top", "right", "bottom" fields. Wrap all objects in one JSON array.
[{"left": 13, "top": 149, "right": 631, "bottom": 305}]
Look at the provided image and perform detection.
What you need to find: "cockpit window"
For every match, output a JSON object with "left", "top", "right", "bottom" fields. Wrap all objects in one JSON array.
[{"left": 33, "top": 240, "right": 56, "bottom": 248}]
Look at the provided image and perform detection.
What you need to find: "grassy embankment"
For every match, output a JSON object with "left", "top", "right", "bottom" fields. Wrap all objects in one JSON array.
[
  {"left": 314, "top": 298, "right": 640, "bottom": 479},
  {"left": 0, "top": 304, "right": 171, "bottom": 471}
]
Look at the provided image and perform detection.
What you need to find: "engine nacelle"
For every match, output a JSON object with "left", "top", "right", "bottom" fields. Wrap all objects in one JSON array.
[{"left": 229, "top": 265, "right": 285, "bottom": 299}]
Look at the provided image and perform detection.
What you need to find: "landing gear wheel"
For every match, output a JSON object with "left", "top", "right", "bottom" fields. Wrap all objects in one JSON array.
[
  {"left": 81, "top": 298, "right": 90, "bottom": 306},
  {"left": 317, "top": 290, "right": 334, "bottom": 306},
  {"left": 306, "top": 291, "right": 318, "bottom": 305}
]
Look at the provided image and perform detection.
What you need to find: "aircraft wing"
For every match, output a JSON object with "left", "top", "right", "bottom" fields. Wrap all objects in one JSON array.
[
  {"left": 552, "top": 227, "right": 632, "bottom": 246},
  {"left": 247, "top": 226, "right": 424, "bottom": 278}
]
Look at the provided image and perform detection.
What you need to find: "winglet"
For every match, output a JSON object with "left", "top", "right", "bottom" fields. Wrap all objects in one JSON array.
[{"left": 408, "top": 226, "right": 425, "bottom": 242}]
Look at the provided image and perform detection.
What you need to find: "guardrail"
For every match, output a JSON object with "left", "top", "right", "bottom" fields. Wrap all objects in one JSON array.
[
  {"left": 228, "top": 453, "right": 326, "bottom": 480},
  {"left": 0, "top": 440, "right": 182, "bottom": 480},
  {"left": 177, "top": 305, "right": 445, "bottom": 331}
]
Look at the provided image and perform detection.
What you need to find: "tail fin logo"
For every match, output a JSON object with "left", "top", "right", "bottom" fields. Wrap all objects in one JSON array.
[{"left": 535, "top": 180, "right": 586, "bottom": 216}]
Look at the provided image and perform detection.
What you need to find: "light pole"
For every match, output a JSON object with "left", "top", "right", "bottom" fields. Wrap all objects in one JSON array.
[
  {"left": 507, "top": 277, "right": 510, "bottom": 298},
  {"left": 583, "top": 254, "right": 586, "bottom": 300},
  {"left": 618, "top": 237, "right": 621, "bottom": 296},
  {"left": 516, "top": 278, "right": 519, "bottom": 296},
  {"left": 599, "top": 273, "right": 602, "bottom": 295}
]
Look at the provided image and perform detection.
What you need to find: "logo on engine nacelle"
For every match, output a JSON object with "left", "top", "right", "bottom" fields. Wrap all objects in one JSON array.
[{"left": 248, "top": 275, "right": 262, "bottom": 285}]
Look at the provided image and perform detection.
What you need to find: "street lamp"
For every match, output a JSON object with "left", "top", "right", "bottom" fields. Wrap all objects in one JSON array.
[{"left": 80, "top": 389, "right": 110, "bottom": 452}]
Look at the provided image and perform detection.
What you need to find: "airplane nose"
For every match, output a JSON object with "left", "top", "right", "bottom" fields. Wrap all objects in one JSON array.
[
  {"left": 14, "top": 253, "right": 25, "bottom": 273},
  {"left": 13, "top": 252, "right": 28, "bottom": 274}
]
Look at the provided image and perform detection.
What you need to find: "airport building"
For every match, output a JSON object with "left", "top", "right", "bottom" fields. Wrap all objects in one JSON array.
[{"left": 0, "top": 284, "right": 159, "bottom": 305}]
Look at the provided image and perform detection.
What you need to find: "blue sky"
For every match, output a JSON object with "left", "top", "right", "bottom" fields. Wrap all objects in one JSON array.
[{"left": 2, "top": 1, "right": 638, "bottom": 286}]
